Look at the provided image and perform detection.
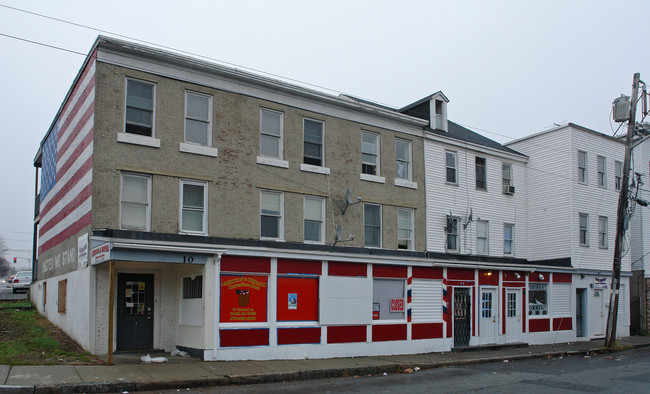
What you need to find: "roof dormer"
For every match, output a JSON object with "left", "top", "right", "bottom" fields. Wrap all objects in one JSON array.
[{"left": 399, "top": 91, "right": 449, "bottom": 132}]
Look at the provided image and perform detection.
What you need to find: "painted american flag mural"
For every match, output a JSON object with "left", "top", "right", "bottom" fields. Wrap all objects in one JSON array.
[{"left": 39, "top": 54, "right": 96, "bottom": 255}]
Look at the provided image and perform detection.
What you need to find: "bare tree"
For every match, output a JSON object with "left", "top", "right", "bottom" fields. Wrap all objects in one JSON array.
[
  {"left": 0, "top": 237, "right": 7, "bottom": 257},
  {"left": 0, "top": 256, "right": 14, "bottom": 278}
]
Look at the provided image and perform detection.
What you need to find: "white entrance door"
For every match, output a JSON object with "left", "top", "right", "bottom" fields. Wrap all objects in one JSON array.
[
  {"left": 479, "top": 288, "right": 498, "bottom": 344},
  {"left": 591, "top": 289, "right": 605, "bottom": 337},
  {"left": 505, "top": 288, "right": 522, "bottom": 343}
]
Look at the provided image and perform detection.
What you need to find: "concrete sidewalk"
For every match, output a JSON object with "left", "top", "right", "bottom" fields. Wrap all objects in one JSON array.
[{"left": 2, "top": 336, "right": 649, "bottom": 393}]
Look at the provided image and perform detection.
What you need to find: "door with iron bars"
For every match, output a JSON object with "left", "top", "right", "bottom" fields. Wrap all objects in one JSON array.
[
  {"left": 453, "top": 287, "right": 471, "bottom": 347},
  {"left": 117, "top": 274, "right": 154, "bottom": 350}
]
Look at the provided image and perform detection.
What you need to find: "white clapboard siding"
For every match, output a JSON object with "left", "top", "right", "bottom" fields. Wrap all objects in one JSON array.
[
  {"left": 552, "top": 283, "right": 571, "bottom": 317},
  {"left": 411, "top": 279, "right": 443, "bottom": 322}
]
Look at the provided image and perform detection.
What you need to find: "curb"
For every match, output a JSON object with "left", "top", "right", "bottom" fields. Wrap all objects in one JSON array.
[{"left": 1, "top": 342, "right": 648, "bottom": 393}]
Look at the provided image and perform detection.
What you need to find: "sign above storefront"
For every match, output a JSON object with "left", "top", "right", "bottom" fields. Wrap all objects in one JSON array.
[
  {"left": 90, "top": 243, "right": 110, "bottom": 265},
  {"left": 593, "top": 277, "right": 608, "bottom": 289}
]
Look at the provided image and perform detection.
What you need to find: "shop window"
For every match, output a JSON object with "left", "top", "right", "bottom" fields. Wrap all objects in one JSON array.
[
  {"left": 372, "top": 279, "right": 405, "bottom": 320},
  {"left": 219, "top": 274, "right": 268, "bottom": 322},
  {"left": 181, "top": 275, "right": 203, "bottom": 326},
  {"left": 528, "top": 283, "right": 548, "bottom": 316},
  {"left": 183, "top": 276, "right": 203, "bottom": 299},
  {"left": 277, "top": 277, "right": 319, "bottom": 321}
]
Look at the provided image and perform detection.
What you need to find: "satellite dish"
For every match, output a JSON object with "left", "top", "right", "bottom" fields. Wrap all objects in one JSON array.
[
  {"left": 335, "top": 224, "right": 342, "bottom": 242},
  {"left": 341, "top": 187, "right": 362, "bottom": 214}
]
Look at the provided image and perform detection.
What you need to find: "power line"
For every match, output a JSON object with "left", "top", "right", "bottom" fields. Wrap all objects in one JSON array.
[{"left": 0, "top": 32, "right": 85, "bottom": 55}]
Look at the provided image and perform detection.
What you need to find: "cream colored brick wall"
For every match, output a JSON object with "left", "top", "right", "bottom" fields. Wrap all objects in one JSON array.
[{"left": 92, "top": 62, "right": 427, "bottom": 250}]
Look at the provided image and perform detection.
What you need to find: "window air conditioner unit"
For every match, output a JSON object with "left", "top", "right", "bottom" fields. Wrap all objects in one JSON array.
[{"left": 503, "top": 185, "right": 515, "bottom": 195}]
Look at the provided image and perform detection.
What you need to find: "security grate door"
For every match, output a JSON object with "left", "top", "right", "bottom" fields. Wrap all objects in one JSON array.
[{"left": 454, "top": 288, "right": 471, "bottom": 347}]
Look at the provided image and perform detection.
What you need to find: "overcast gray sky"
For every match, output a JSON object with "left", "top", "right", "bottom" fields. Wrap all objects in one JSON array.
[{"left": 1, "top": 0, "right": 648, "bottom": 271}]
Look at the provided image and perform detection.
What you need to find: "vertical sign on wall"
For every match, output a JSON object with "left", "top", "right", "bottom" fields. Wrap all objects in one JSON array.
[{"left": 220, "top": 275, "right": 268, "bottom": 322}]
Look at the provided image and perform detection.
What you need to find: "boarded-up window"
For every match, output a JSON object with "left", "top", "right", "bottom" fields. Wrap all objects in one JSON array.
[
  {"left": 552, "top": 283, "right": 571, "bottom": 316},
  {"left": 411, "top": 279, "right": 443, "bottom": 322},
  {"left": 43, "top": 281, "right": 47, "bottom": 307},
  {"left": 58, "top": 279, "right": 67, "bottom": 313}
]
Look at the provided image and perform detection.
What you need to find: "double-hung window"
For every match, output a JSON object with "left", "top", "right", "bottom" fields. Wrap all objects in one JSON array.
[
  {"left": 364, "top": 203, "right": 382, "bottom": 248},
  {"left": 395, "top": 139, "right": 412, "bottom": 180},
  {"left": 120, "top": 173, "right": 151, "bottom": 231},
  {"left": 579, "top": 213, "right": 589, "bottom": 246},
  {"left": 397, "top": 208, "right": 414, "bottom": 250},
  {"left": 599, "top": 216, "right": 608, "bottom": 249},
  {"left": 477, "top": 220, "right": 488, "bottom": 254},
  {"left": 125, "top": 78, "right": 155, "bottom": 136},
  {"left": 446, "top": 216, "right": 459, "bottom": 251},
  {"left": 304, "top": 119, "right": 324, "bottom": 166},
  {"left": 578, "top": 151, "right": 588, "bottom": 183},
  {"left": 597, "top": 155, "right": 607, "bottom": 188},
  {"left": 260, "top": 108, "right": 283, "bottom": 159},
  {"left": 261, "top": 191, "right": 283, "bottom": 240},
  {"left": 361, "top": 131, "right": 380, "bottom": 176},
  {"left": 615, "top": 161, "right": 623, "bottom": 191},
  {"left": 304, "top": 196, "right": 325, "bottom": 243},
  {"left": 180, "top": 180, "right": 207, "bottom": 234},
  {"left": 185, "top": 91, "right": 212, "bottom": 146},
  {"left": 503, "top": 224, "right": 514, "bottom": 255},
  {"left": 475, "top": 157, "right": 486, "bottom": 190},
  {"left": 446, "top": 151, "right": 457, "bottom": 184},
  {"left": 502, "top": 162, "right": 513, "bottom": 193}
]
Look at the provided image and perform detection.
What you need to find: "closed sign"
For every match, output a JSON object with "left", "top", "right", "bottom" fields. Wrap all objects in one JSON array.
[{"left": 390, "top": 298, "right": 405, "bottom": 312}]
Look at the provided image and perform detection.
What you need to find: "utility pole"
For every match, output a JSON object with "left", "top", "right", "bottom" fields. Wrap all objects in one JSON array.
[{"left": 605, "top": 73, "right": 640, "bottom": 347}]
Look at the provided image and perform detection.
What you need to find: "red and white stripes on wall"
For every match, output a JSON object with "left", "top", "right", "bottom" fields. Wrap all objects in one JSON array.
[{"left": 38, "top": 53, "right": 96, "bottom": 255}]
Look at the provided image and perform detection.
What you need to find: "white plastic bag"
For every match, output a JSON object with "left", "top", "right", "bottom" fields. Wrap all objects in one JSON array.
[{"left": 141, "top": 354, "right": 168, "bottom": 363}]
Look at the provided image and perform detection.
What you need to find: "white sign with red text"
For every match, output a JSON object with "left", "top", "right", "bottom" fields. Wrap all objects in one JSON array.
[
  {"left": 91, "top": 243, "right": 111, "bottom": 265},
  {"left": 390, "top": 298, "right": 405, "bottom": 313}
]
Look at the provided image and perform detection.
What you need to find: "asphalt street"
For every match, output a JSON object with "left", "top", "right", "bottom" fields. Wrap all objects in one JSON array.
[
  {"left": 0, "top": 283, "right": 27, "bottom": 301},
  {"left": 148, "top": 347, "right": 650, "bottom": 393}
]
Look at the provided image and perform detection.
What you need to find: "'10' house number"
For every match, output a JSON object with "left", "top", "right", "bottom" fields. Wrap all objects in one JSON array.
[{"left": 183, "top": 256, "right": 195, "bottom": 263}]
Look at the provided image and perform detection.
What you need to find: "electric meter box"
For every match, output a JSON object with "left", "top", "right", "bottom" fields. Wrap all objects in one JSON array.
[{"left": 613, "top": 95, "right": 630, "bottom": 122}]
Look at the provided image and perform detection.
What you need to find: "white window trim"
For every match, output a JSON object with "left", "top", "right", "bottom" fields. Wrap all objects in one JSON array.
[
  {"left": 260, "top": 108, "right": 284, "bottom": 160},
  {"left": 503, "top": 223, "right": 514, "bottom": 256},
  {"left": 184, "top": 90, "right": 213, "bottom": 147},
  {"left": 397, "top": 207, "right": 414, "bottom": 251},
  {"left": 179, "top": 180, "right": 208, "bottom": 235},
  {"left": 119, "top": 172, "right": 151, "bottom": 231},
  {"left": 578, "top": 150, "right": 588, "bottom": 184},
  {"left": 364, "top": 203, "right": 382, "bottom": 248},
  {"left": 303, "top": 118, "right": 325, "bottom": 167},
  {"left": 476, "top": 156, "right": 487, "bottom": 191},
  {"left": 180, "top": 142, "right": 218, "bottom": 157},
  {"left": 360, "top": 173, "right": 386, "bottom": 183},
  {"left": 445, "top": 151, "right": 458, "bottom": 185},
  {"left": 260, "top": 190, "right": 284, "bottom": 241},
  {"left": 476, "top": 220, "right": 489, "bottom": 255},
  {"left": 304, "top": 195, "right": 325, "bottom": 244},
  {"left": 446, "top": 216, "right": 460, "bottom": 252},
  {"left": 528, "top": 282, "right": 549, "bottom": 317},
  {"left": 300, "top": 163, "right": 331, "bottom": 175},
  {"left": 579, "top": 213, "right": 589, "bottom": 247},
  {"left": 257, "top": 156, "right": 289, "bottom": 168},
  {"left": 361, "top": 130, "right": 381, "bottom": 177},
  {"left": 124, "top": 78, "right": 156, "bottom": 137},
  {"left": 394, "top": 178, "right": 418, "bottom": 189},
  {"left": 615, "top": 160, "right": 623, "bottom": 191},
  {"left": 117, "top": 132, "right": 161, "bottom": 148},
  {"left": 395, "top": 138, "right": 413, "bottom": 181},
  {"left": 598, "top": 216, "right": 608, "bottom": 249},
  {"left": 502, "top": 162, "right": 513, "bottom": 188},
  {"left": 597, "top": 155, "right": 607, "bottom": 189}
]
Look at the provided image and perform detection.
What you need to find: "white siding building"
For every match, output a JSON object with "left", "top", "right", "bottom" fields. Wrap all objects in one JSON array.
[{"left": 507, "top": 123, "right": 630, "bottom": 339}]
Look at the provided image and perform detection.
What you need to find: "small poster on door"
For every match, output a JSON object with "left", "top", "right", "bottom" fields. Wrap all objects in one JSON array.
[
  {"left": 125, "top": 289, "right": 132, "bottom": 298},
  {"left": 288, "top": 293, "right": 297, "bottom": 310}
]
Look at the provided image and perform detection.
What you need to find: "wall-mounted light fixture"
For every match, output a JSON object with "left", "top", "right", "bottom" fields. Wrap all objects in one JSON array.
[
  {"left": 486, "top": 271, "right": 492, "bottom": 276},
  {"left": 538, "top": 274, "right": 545, "bottom": 280},
  {"left": 515, "top": 273, "right": 521, "bottom": 279}
]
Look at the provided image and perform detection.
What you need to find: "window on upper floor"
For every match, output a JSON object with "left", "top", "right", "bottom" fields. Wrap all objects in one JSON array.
[
  {"left": 304, "top": 119, "right": 324, "bottom": 167},
  {"left": 446, "top": 215, "right": 460, "bottom": 252},
  {"left": 579, "top": 213, "right": 589, "bottom": 246},
  {"left": 364, "top": 203, "right": 382, "bottom": 248},
  {"left": 578, "top": 151, "right": 588, "bottom": 184},
  {"left": 362, "top": 131, "right": 380, "bottom": 176},
  {"left": 260, "top": 108, "right": 284, "bottom": 159},
  {"left": 125, "top": 78, "right": 155, "bottom": 137},
  {"left": 397, "top": 208, "right": 414, "bottom": 250},
  {"left": 615, "top": 161, "right": 623, "bottom": 191},
  {"left": 395, "top": 139, "right": 412, "bottom": 181},
  {"left": 477, "top": 220, "right": 488, "bottom": 255},
  {"left": 434, "top": 99, "right": 444, "bottom": 130},
  {"left": 446, "top": 151, "right": 457, "bottom": 184},
  {"left": 180, "top": 180, "right": 207, "bottom": 234},
  {"left": 599, "top": 216, "right": 608, "bottom": 249},
  {"left": 503, "top": 224, "right": 514, "bottom": 255},
  {"left": 597, "top": 155, "right": 607, "bottom": 188},
  {"left": 185, "top": 91, "right": 212, "bottom": 146},
  {"left": 260, "top": 190, "right": 283, "bottom": 240},
  {"left": 120, "top": 173, "right": 151, "bottom": 231},
  {"left": 502, "top": 162, "right": 513, "bottom": 194},
  {"left": 476, "top": 157, "right": 486, "bottom": 190},
  {"left": 304, "top": 196, "right": 325, "bottom": 244}
]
